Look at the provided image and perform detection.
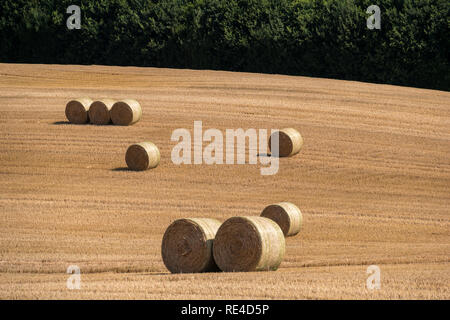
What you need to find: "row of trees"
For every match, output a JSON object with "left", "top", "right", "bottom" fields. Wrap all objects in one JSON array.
[{"left": 0, "top": 0, "right": 448, "bottom": 90}]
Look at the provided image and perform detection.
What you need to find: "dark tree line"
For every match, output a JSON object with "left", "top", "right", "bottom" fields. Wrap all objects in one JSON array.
[{"left": 0, "top": 0, "right": 448, "bottom": 90}]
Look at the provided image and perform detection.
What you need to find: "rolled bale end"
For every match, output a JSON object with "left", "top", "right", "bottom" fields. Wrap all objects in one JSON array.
[
  {"left": 161, "top": 218, "right": 222, "bottom": 273},
  {"left": 88, "top": 99, "right": 116, "bottom": 125},
  {"left": 269, "top": 128, "right": 303, "bottom": 157},
  {"left": 260, "top": 202, "right": 303, "bottom": 237},
  {"left": 213, "top": 216, "right": 285, "bottom": 272},
  {"left": 65, "top": 97, "right": 93, "bottom": 124},
  {"left": 125, "top": 142, "right": 160, "bottom": 171},
  {"left": 110, "top": 99, "right": 142, "bottom": 126}
]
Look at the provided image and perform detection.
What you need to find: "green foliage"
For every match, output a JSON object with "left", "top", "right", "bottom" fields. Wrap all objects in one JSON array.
[{"left": 0, "top": 0, "right": 448, "bottom": 90}]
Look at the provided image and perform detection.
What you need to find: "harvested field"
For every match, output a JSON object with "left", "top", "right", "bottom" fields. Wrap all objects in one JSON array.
[{"left": 0, "top": 63, "right": 449, "bottom": 299}]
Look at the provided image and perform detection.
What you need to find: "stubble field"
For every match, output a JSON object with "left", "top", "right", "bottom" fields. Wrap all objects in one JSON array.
[{"left": 0, "top": 63, "right": 449, "bottom": 299}]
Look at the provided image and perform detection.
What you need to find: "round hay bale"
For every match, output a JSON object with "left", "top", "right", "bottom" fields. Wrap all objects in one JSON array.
[
  {"left": 260, "top": 202, "right": 303, "bottom": 237},
  {"left": 125, "top": 142, "right": 160, "bottom": 171},
  {"left": 88, "top": 99, "right": 115, "bottom": 125},
  {"left": 161, "top": 218, "right": 222, "bottom": 273},
  {"left": 110, "top": 99, "right": 142, "bottom": 126},
  {"left": 269, "top": 128, "right": 303, "bottom": 157},
  {"left": 65, "top": 97, "right": 93, "bottom": 124},
  {"left": 213, "top": 216, "right": 285, "bottom": 272}
]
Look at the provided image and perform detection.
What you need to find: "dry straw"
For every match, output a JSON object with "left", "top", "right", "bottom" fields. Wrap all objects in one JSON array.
[
  {"left": 213, "top": 216, "right": 285, "bottom": 272},
  {"left": 161, "top": 218, "right": 222, "bottom": 273},
  {"left": 65, "top": 97, "right": 93, "bottom": 124},
  {"left": 260, "top": 202, "right": 303, "bottom": 237},
  {"left": 88, "top": 99, "right": 116, "bottom": 125},
  {"left": 269, "top": 128, "right": 303, "bottom": 157},
  {"left": 110, "top": 99, "right": 142, "bottom": 126},
  {"left": 125, "top": 142, "right": 160, "bottom": 171}
]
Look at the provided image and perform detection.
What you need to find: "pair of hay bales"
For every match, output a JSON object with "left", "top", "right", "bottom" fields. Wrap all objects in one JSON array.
[
  {"left": 123, "top": 128, "right": 304, "bottom": 172},
  {"left": 65, "top": 98, "right": 142, "bottom": 126},
  {"left": 161, "top": 202, "right": 302, "bottom": 273}
]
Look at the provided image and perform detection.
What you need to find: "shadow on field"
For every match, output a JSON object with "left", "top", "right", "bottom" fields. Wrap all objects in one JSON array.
[
  {"left": 257, "top": 153, "right": 270, "bottom": 157},
  {"left": 52, "top": 121, "right": 71, "bottom": 125},
  {"left": 257, "top": 153, "right": 280, "bottom": 158},
  {"left": 112, "top": 167, "right": 131, "bottom": 172},
  {"left": 53, "top": 121, "right": 113, "bottom": 126}
]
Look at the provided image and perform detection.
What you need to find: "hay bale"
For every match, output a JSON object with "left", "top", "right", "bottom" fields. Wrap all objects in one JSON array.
[
  {"left": 269, "top": 128, "right": 303, "bottom": 157},
  {"left": 260, "top": 202, "right": 303, "bottom": 237},
  {"left": 65, "top": 97, "right": 93, "bottom": 124},
  {"left": 110, "top": 99, "right": 142, "bottom": 126},
  {"left": 161, "top": 218, "right": 222, "bottom": 273},
  {"left": 125, "top": 142, "right": 160, "bottom": 171},
  {"left": 213, "top": 216, "right": 285, "bottom": 272},
  {"left": 88, "top": 99, "right": 115, "bottom": 125}
]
